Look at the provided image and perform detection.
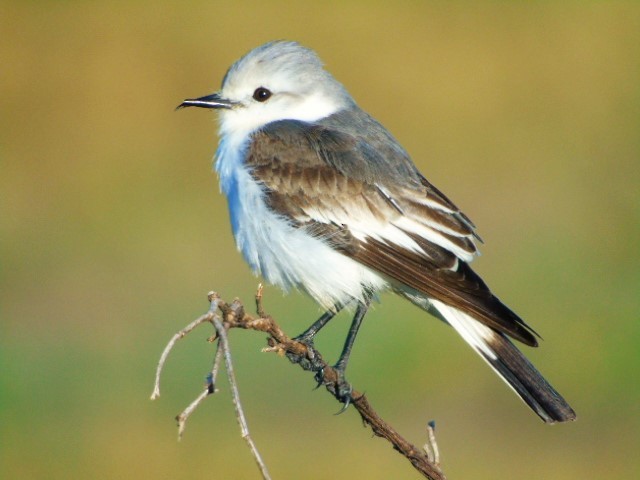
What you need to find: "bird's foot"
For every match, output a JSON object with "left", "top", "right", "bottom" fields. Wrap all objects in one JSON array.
[
  {"left": 315, "top": 366, "right": 353, "bottom": 413},
  {"left": 287, "top": 335, "right": 322, "bottom": 372}
]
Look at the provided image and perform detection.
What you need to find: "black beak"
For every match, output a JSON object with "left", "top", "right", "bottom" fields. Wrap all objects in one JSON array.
[{"left": 176, "top": 93, "right": 236, "bottom": 110}]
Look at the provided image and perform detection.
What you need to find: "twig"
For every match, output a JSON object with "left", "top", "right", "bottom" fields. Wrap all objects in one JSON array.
[
  {"left": 209, "top": 293, "right": 272, "bottom": 480},
  {"left": 423, "top": 421, "right": 440, "bottom": 468},
  {"left": 219, "top": 289, "right": 446, "bottom": 480},
  {"left": 255, "top": 283, "right": 266, "bottom": 317},
  {"left": 175, "top": 339, "right": 224, "bottom": 440},
  {"left": 175, "top": 387, "right": 210, "bottom": 440},
  {"left": 150, "top": 309, "right": 214, "bottom": 400},
  {"left": 152, "top": 292, "right": 271, "bottom": 480},
  {"left": 349, "top": 395, "right": 444, "bottom": 479},
  {"left": 153, "top": 290, "right": 446, "bottom": 480},
  {"left": 207, "top": 337, "right": 224, "bottom": 393}
]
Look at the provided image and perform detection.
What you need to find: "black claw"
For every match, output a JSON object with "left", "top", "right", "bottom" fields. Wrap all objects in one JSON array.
[
  {"left": 313, "top": 368, "right": 325, "bottom": 390},
  {"left": 331, "top": 367, "right": 353, "bottom": 412},
  {"left": 335, "top": 397, "right": 351, "bottom": 415},
  {"left": 336, "top": 384, "right": 353, "bottom": 413}
]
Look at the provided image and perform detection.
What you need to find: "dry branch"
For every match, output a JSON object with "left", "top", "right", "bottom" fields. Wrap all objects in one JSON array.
[{"left": 152, "top": 289, "right": 446, "bottom": 480}]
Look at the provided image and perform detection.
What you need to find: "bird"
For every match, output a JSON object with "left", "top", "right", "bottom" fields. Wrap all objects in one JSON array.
[{"left": 178, "top": 40, "right": 576, "bottom": 423}]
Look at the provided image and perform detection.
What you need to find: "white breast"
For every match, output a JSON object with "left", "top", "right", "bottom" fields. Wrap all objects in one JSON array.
[{"left": 215, "top": 133, "right": 387, "bottom": 309}]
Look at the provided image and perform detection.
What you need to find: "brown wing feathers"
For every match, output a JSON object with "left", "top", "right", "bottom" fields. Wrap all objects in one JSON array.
[
  {"left": 247, "top": 121, "right": 538, "bottom": 347},
  {"left": 351, "top": 236, "right": 539, "bottom": 346}
]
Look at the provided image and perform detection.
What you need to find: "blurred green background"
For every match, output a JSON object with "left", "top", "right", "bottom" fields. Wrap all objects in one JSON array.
[{"left": 2, "top": 1, "right": 639, "bottom": 479}]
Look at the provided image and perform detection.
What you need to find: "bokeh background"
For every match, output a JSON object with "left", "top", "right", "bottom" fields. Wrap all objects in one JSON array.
[{"left": 2, "top": 2, "right": 639, "bottom": 479}]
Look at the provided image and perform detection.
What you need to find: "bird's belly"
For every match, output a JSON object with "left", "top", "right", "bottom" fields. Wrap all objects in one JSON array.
[{"left": 221, "top": 163, "right": 386, "bottom": 309}]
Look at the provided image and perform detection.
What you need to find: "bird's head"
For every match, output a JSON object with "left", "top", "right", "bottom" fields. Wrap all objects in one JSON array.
[{"left": 178, "top": 41, "right": 354, "bottom": 138}]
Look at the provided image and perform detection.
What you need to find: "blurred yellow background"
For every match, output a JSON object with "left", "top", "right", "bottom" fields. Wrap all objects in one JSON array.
[{"left": 2, "top": 2, "right": 639, "bottom": 479}]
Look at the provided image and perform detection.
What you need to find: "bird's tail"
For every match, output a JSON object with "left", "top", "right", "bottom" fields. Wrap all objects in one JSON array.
[{"left": 409, "top": 295, "right": 576, "bottom": 423}]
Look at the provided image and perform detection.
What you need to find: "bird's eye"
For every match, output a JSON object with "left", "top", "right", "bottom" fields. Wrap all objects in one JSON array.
[{"left": 252, "top": 87, "right": 272, "bottom": 102}]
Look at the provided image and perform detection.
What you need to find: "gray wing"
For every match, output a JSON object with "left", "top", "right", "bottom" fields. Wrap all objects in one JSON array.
[{"left": 245, "top": 114, "right": 538, "bottom": 346}]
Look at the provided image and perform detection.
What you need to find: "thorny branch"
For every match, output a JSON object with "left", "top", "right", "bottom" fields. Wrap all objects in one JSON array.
[{"left": 151, "top": 288, "right": 446, "bottom": 480}]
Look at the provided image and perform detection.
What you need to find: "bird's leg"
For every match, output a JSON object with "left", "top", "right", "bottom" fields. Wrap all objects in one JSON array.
[
  {"left": 329, "top": 296, "right": 371, "bottom": 408},
  {"left": 294, "top": 303, "right": 345, "bottom": 345},
  {"left": 288, "top": 302, "right": 346, "bottom": 372},
  {"left": 334, "top": 300, "right": 369, "bottom": 373}
]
